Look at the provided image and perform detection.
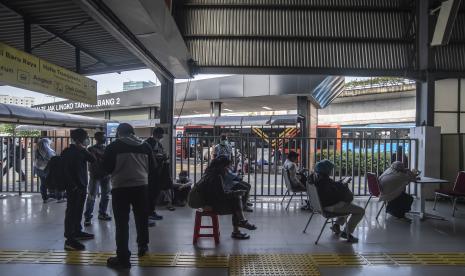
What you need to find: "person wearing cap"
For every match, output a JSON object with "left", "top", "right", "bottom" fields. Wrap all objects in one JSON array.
[
  {"left": 313, "top": 159, "right": 365, "bottom": 243},
  {"left": 103, "top": 123, "right": 156, "bottom": 269},
  {"left": 62, "top": 128, "right": 96, "bottom": 251},
  {"left": 379, "top": 161, "right": 416, "bottom": 220}
]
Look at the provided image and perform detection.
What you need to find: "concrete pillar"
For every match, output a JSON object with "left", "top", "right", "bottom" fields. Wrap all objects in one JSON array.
[
  {"left": 160, "top": 77, "right": 174, "bottom": 178},
  {"left": 297, "top": 96, "right": 318, "bottom": 169},
  {"left": 210, "top": 101, "right": 222, "bottom": 117}
]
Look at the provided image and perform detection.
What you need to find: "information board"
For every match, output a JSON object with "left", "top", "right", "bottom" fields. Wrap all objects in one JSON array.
[{"left": 0, "top": 42, "right": 97, "bottom": 104}]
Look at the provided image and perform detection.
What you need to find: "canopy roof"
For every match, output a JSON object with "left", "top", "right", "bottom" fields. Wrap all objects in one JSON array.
[{"left": 0, "top": 104, "right": 106, "bottom": 129}]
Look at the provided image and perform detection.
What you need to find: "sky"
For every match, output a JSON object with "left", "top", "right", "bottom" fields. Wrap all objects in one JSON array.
[{"left": 0, "top": 69, "right": 364, "bottom": 105}]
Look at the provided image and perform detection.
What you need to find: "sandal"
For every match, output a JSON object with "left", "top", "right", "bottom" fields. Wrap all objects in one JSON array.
[
  {"left": 231, "top": 231, "right": 250, "bottom": 240},
  {"left": 238, "top": 220, "right": 257, "bottom": 230}
]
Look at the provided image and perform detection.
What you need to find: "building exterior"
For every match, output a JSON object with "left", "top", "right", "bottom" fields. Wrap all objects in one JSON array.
[
  {"left": 122, "top": 81, "right": 156, "bottom": 91},
  {"left": 0, "top": 95, "right": 35, "bottom": 107}
]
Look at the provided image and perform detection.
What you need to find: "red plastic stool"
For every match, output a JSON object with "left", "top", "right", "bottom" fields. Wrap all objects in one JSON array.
[{"left": 193, "top": 208, "right": 220, "bottom": 244}]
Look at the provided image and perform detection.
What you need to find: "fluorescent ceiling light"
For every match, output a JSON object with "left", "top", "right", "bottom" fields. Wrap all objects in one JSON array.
[
  {"left": 262, "top": 106, "right": 272, "bottom": 110},
  {"left": 224, "top": 108, "right": 233, "bottom": 112}
]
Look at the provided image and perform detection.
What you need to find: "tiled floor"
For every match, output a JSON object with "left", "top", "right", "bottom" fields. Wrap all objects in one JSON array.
[{"left": 0, "top": 193, "right": 464, "bottom": 275}]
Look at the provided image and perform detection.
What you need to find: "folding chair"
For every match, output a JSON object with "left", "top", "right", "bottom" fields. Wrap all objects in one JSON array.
[
  {"left": 303, "top": 182, "right": 349, "bottom": 245},
  {"left": 433, "top": 171, "right": 465, "bottom": 216},
  {"left": 366, "top": 172, "right": 386, "bottom": 220},
  {"left": 281, "top": 168, "right": 306, "bottom": 210}
]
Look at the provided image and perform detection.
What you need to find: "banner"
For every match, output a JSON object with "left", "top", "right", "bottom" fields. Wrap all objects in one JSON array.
[{"left": 0, "top": 42, "right": 97, "bottom": 104}]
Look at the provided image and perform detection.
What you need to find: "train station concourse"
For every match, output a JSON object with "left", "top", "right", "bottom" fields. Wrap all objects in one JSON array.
[{"left": 1, "top": 0, "right": 465, "bottom": 276}]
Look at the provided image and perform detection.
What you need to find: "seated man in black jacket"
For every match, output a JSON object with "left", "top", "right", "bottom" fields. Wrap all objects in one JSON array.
[{"left": 313, "top": 160, "right": 365, "bottom": 243}]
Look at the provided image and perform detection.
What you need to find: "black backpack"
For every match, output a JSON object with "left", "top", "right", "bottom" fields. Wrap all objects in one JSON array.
[{"left": 45, "top": 155, "right": 66, "bottom": 191}]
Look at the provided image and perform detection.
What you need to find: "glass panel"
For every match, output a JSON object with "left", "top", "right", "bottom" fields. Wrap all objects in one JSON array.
[
  {"left": 435, "top": 79, "right": 458, "bottom": 111},
  {"left": 461, "top": 79, "right": 465, "bottom": 112},
  {"left": 434, "top": 113, "right": 458, "bottom": 134}
]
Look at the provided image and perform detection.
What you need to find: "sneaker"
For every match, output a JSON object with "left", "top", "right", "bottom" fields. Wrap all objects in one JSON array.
[
  {"left": 340, "top": 232, "right": 359, "bottom": 243},
  {"left": 75, "top": 231, "right": 95, "bottom": 240},
  {"left": 98, "top": 213, "right": 112, "bottom": 221},
  {"left": 138, "top": 245, "right": 148, "bottom": 257},
  {"left": 84, "top": 218, "right": 92, "bottom": 227},
  {"left": 107, "top": 256, "right": 131, "bottom": 270},
  {"left": 64, "top": 239, "right": 85, "bottom": 251},
  {"left": 148, "top": 212, "right": 163, "bottom": 220},
  {"left": 148, "top": 220, "right": 156, "bottom": 227},
  {"left": 246, "top": 202, "right": 254, "bottom": 207}
]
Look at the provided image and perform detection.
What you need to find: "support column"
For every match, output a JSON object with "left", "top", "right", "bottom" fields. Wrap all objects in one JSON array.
[
  {"left": 416, "top": 0, "right": 435, "bottom": 126},
  {"left": 210, "top": 101, "right": 222, "bottom": 117},
  {"left": 160, "top": 77, "right": 174, "bottom": 178},
  {"left": 297, "top": 96, "right": 318, "bottom": 169}
]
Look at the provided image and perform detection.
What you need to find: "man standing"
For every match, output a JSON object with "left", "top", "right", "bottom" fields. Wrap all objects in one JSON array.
[
  {"left": 104, "top": 123, "right": 155, "bottom": 269},
  {"left": 145, "top": 127, "right": 168, "bottom": 220},
  {"left": 84, "top": 132, "right": 112, "bottom": 226},
  {"left": 213, "top": 134, "right": 233, "bottom": 160},
  {"left": 62, "top": 128, "right": 96, "bottom": 251}
]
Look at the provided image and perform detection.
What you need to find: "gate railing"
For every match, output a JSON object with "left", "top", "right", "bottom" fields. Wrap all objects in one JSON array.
[
  {"left": 174, "top": 136, "right": 418, "bottom": 198},
  {"left": 0, "top": 135, "right": 418, "bottom": 198}
]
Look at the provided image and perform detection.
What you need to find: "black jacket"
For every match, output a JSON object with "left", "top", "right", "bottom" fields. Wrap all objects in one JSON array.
[
  {"left": 88, "top": 143, "right": 109, "bottom": 179},
  {"left": 314, "top": 174, "right": 348, "bottom": 208},
  {"left": 62, "top": 144, "right": 95, "bottom": 190},
  {"left": 103, "top": 135, "right": 156, "bottom": 189}
]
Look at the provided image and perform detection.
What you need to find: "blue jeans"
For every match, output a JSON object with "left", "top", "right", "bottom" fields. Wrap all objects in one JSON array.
[
  {"left": 36, "top": 168, "right": 48, "bottom": 200},
  {"left": 84, "top": 177, "right": 111, "bottom": 219}
]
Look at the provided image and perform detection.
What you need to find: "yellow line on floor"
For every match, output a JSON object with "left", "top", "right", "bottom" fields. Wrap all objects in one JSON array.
[{"left": 0, "top": 250, "right": 465, "bottom": 275}]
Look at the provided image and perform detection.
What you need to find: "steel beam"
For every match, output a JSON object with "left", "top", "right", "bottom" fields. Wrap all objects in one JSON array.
[
  {"left": 73, "top": 0, "right": 177, "bottom": 83},
  {"left": 75, "top": 48, "right": 81, "bottom": 73},
  {"left": 23, "top": 19, "right": 31, "bottom": 53},
  {"left": 0, "top": 1, "right": 109, "bottom": 67}
]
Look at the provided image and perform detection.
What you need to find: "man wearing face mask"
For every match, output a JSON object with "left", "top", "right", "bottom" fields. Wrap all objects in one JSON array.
[
  {"left": 84, "top": 132, "right": 112, "bottom": 226},
  {"left": 213, "top": 134, "right": 232, "bottom": 160},
  {"left": 62, "top": 128, "right": 96, "bottom": 251}
]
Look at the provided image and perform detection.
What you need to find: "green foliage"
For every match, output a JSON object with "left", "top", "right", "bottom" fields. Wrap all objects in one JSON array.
[
  {"left": 345, "top": 77, "right": 409, "bottom": 88},
  {"left": 0, "top": 124, "right": 40, "bottom": 137},
  {"left": 316, "top": 150, "right": 392, "bottom": 176}
]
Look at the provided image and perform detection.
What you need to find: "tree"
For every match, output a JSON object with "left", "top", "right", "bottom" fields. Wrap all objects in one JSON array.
[{"left": 0, "top": 124, "right": 40, "bottom": 137}]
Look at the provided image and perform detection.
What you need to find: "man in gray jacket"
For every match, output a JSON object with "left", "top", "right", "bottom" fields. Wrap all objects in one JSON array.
[{"left": 103, "top": 123, "right": 156, "bottom": 270}]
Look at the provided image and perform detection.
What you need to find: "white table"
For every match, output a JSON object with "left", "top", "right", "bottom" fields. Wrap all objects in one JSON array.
[{"left": 410, "top": 177, "right": 449, "bottom": 221}]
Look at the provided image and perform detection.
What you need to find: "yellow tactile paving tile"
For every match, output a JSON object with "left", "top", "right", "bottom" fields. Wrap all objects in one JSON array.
[{"left": 0, "top": 250, "right": 464, "bottom": 275}]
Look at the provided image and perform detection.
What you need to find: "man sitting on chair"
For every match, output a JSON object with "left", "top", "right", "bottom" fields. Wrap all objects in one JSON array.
[
  {"left": 313, "top": 160, "right": 364, "bottom": 243},
  {"left": 283, "top": 151, "right": 306, "bottom": 192}
]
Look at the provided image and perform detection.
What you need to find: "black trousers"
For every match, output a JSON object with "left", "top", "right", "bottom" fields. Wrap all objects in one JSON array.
[
  {"left": 64, "top": 188, "right": 86, "bottom": 239},
  {"left": 148, "top": 184, "right": 161, "bottom": 214},
  {"left": 112, "top": 185, "right": 149, "bottom": 262},
  {"left": 386, "top": 192, "right": 414, "bottom": 218}
]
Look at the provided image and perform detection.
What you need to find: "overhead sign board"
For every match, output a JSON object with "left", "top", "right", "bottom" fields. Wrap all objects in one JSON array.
[{"left": 0, "top": 42, "right": 97, "bottom": 104}]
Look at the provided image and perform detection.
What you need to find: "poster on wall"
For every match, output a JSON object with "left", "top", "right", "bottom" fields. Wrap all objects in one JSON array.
[
  {"left": 106, "top": 122, "right": 119, "bottom": 138},
  {"left": 0, "top": 42, "right": 97, "bottom": 104}
]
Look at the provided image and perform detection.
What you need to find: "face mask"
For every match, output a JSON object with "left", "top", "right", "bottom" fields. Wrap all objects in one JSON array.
[
  {"left": 82, "top": 138, "right": 90, "bottom": 147},
  {"left": 220, "top": 140, "right": 227, "bottom": 146}
]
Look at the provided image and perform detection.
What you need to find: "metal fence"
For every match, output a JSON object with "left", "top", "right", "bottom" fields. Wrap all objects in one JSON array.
[
  {"left": 174, "top": 136, "right": 418, "bottom": 198},
  {"left": 0, "top": 135, "right": 418, "bottom": 198}
]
